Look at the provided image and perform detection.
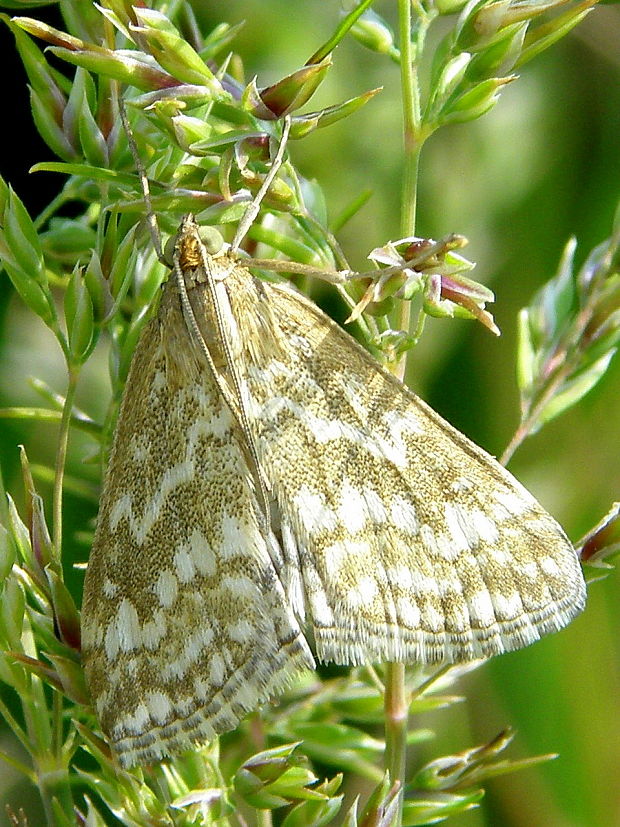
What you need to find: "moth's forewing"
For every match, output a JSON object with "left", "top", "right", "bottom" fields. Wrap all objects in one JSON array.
[{"left": 82, "top": 236, "right": 313, "bottom": 768}]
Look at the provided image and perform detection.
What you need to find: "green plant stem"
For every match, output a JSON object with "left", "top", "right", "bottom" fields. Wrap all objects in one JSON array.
[
  {"left": 52, "top": 368, "right": 79, "bottom": 555},
  {"left": 399, "top": 0, "right": 421, "bottom": 243},
  {"left": 380, "top": 3, "right": 427, "bottom": 820},
  {"left": 500, "top": 360, "right": 573, "bottom": 465},
  {"left": 384, "top": 662, "right": 408, "bottom": 813},
  {"left": 20, "top": 663, "right": 73, "bottom": 823},
  {"left": 256, "top": 809, "right": 273, "bottom": 827},
  {"left": 35, "top": 761, "right": 74, "bottom": 827}
]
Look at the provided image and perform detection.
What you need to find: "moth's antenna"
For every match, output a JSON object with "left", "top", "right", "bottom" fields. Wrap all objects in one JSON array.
[
  {"left": 119, "top": 96, "right": 165, "bottom": 265},
  {"left": 230, "top": 115, "right": 292, "bottom": 254}
]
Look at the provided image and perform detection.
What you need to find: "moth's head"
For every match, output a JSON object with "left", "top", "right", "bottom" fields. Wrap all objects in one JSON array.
[{"left": 163, "top": 214, "right": 225, "bottom": 269}]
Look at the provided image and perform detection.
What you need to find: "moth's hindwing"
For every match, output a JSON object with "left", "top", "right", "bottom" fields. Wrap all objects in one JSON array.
[{"left": 82, "top": 216, "right": 585, "bottom": 768}]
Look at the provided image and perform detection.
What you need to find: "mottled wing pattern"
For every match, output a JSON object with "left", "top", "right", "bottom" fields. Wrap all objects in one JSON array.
[
  {"left": 217, "top": 266, "right": 586, "bottom": 665},
  {"left": 81, "top": 275, "right": 313, "bottom": 768},
  {"left": 83, "top": 216, "right": 585, "bottom": 769}
]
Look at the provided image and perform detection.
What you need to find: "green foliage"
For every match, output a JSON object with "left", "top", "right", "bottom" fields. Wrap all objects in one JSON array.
[
  {"left": 510, "top": 212, "right": 620, "bottom": 458},
  {"left": 0, "top": 0, "right": 616, "bottom": 825}
]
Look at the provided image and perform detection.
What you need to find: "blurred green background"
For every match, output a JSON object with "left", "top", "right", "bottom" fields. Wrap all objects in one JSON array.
[{"left": 0, "top": 1, "right": 619, "bottom": 824}]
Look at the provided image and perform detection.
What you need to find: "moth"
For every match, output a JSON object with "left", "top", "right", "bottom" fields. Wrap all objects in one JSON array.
[{"left": 81, "top": 214, "right": 586, "bottom": 768}]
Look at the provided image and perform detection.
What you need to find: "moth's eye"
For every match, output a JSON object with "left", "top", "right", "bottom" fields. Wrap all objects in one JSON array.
[
  {"left": 199, "top": 226, "right": 224, "bottom": 255},
  {"left": 163, "top": 235, "right": 177, "bottom": 268}
]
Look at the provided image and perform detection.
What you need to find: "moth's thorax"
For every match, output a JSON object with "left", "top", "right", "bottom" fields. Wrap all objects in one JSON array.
[
  {"left": 180, "top": 254, "right": 235, "bottom": 292},
  {"left": 162, "top": 254, "right": 241, "bottom": 370},
  {"left": 175, "top": 214, "right": 231, "bottom": 282},
  {"left": 177, "top": 229, "right": 203, "bottom": 270}
]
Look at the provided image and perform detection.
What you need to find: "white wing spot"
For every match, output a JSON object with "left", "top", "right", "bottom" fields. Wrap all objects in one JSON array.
[
  {"left": 294, "top": 485, "right": 339, "bottom": 534},
  {"left": 444, "top": 502, "right": 474, "bottom": 552},
  {"left": 162, "top": 626, "right": 215, "bottom": 681},
  {"left": 154, "top": 569, "right": 178, "bottom": 607},
  {"left": 444, "top": 503, "right": 500, "bottom": 551},
  {"left": 520, "top": 562, "right": 539, "bottom": 579},
  {"left": 309, "top": 588, "right": 335, "bottom": 626},
  {"left": 227, "top": 619, "right": 255, "bottom": 643},
  {"left": 540, "top": 556, "right": 561, "bottom": 576},
  {"left": 493, "top": 592, "right": 524, "bottom": 620},
  {"left": 151, "top": 369, "right": 166, "bottom": 393},
  {"left": 494, "top": 488, "right": 532, "bottom": 516},
  {"left": 410, "top": 569, "right": 442, "bottom": 596},
  {"left": 174, "top": 547, "right": 196, "bottom": 583},
  {"left": 142, "top": 609, "right": 167, "bottom": 649},
  {"left": 188, "top": 528, "right": 216, "bottom": 576},
  {"left": 116, "top": 598, "right": 141, "bottom": 653},
  {"left": 324, "top": 540, "right": 370, "bottom": 571},
  {"left": 103, "top": 578, "right": 118, "bottom": 598},
  {"left": 188, "top": 395, "right": 234, "bottom": 439},
  {"left": 363, "top": 486, "right": 388, "bottom": 523},
  {"left": 471, "top": 509, "right": 500, "bottom": 543},
  {"left": 146, "top": 691, "right": 172, "bottom": 724},
  {"left": 288, "top": 334, "right": 313, "bottom": 358},
  {"left": 346, "top": 576, "right": 378, "bottom": 608},
  {"left": 221, "top": 575, "right": 261, "bottom": 601},
  {"left": 469, "top": 590, "right": 496, "bottom": 627},
  {"left": 183, "top": 627, "right": 214, "bottom": 664},
  {"left": 387, "top": 565, "right": 413, "bottom": 590},
  {"left": 176, "top": 697, "right": 194, "bottom": 717},
  {"left": 119, "top": 702, "right": 149, "bottom": 736},
  {"left": 254, "top": 396, "right": 414, "bottom": 468},
  {"left": 193, "top": 676, "right": 209, "bottom": 701},
  {"left": 104, "top": 624, "right": 120, "bottom": 661},
  {"left": 129, "top": 432, "right": 150, "bottom": 463},
  {"left": 420, "top": 524, "right": 439, "bottom": 554},
  {"left": 337, "top": 480, "right": 368, "bottom": 533},
  {"left": 451, "top": 476, "right": 473, "bottom": 494},
  {"left": 381, "top": 407, "right": 424, "bottom": 437},
  {"left": 390, "top": 496, "right": 418, "bottom": 536},
  {"left": 209, "top": 653, "right": 225, "bottom": 687},
  {"left": 397, "top": 597, "right": 421, "bottom": 627},
  {"left": 109, "top": 459, "right": 195, "bottom": 543},
  {"left": 423, "top": 603, "right": 444, "bottom": 633},
  {"left": 219, "top": 513, "right": 253, "bottom": 559}
]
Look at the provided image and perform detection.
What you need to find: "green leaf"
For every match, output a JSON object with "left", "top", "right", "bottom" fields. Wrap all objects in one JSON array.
[
  {"left": 47, "top": 45, "right": 175, "bottom": 91},
  {"left": 31, "top": 161, "right": 139, "bottom": 188},
  {"left": 5, "top": 496, "right": 30, "bottom": 567},
  {"left": 133, "top": 7, "right": 222, "bottom": 88},
  {"left": 282, "top": 792, "right": 343, "bottom": 827},
  {"left": 29, "top": 86, "right": 76, "bottom": 160},
  {"left": 440, "top": 76, "right": 515, "bottom": 124},
  {"left": 308, "top": 0, "right": 375, "bottom": 62},
  {"left": 3, "top": 187, "right": 46, "bottom": 283},
  {"left": 41, "top": 217, "right": 98, "bottom": 260},
  {"left": 536, "top": 350, "right": 616, "bottom": 426},
  {"left": 0, "top": 520, "right": 16, "bottom": 583},
  {"left": 516, "top": 0, "right": 596, "bottom": 68},
  {"left": 1, "top": 260, "right": 54, "bottom": 325},
  {"left": 350, "top": 9, "right": 396, "bottom": 57},
  {"left": 531, "top": 236, "right": 578, "bottom": 346},
  {"left": 65, "top": 267, "right": 95, "bottom": 362},
  {"left": 402, "top": 789, "right": 484, "bottom": 825},
  {"left": 289, "top": 87, "right": 382, "bottom": 140},
  {"left": 516, "top": 307, "right": 536, "bottom": 395},
  {"left": 0, "top": 577, "right": 26, "bottom": 651}
]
